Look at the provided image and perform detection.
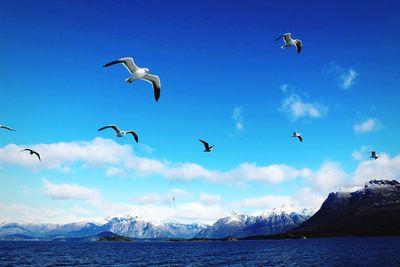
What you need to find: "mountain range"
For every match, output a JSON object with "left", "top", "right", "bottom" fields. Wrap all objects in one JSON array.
[
  {"left": 195, "top": 206, "right": 313, "bottom": 238},
  {"left": 1, "top": 179, "right": 399, "bottom": 240}
]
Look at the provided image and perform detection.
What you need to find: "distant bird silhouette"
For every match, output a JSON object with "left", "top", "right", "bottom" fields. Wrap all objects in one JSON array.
[
  {"left": 172, "top": 196, "right": 175, "bottom": 202},
  {"left": 292, "top": 132, "right": 303, "bottom": 142},
  {"left": 275, "top": 33, "right": 302, "bottom": 54},
  {"left": 98, "top": 124, "right": 139, "bottom": 143},
  {"left": 0, "top": 125, "right": 15, "bottom": 132},
  {"left": 21, "top": 149, "right": 41, "bottom": 162},
  {"left": 103, "top": 57, "right": 161, "bottom": 102},
  {"left": 370, "top": 151, "right": 380, "bottom": 160},
  {"left": 199, "top": 139, "right": 214, "bottom": 152}
]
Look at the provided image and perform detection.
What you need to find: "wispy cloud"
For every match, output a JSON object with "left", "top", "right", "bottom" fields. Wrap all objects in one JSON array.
[
  {"left": 338, "top": 69, "right": 358, "bottom": 90},
  {"left": 199, "top": 193, "right": 222, "bottom": 204},
  {"left": 279, "top": 84, "right": 328, "bottom": 121},
  {"left": 324, "top": 62, "right": 358, "bottom": 90},
  {"left": 232, "top": 107, "right": 243, "bottom": 132},
  {"left": 353, "top": 118, "right": 382, "bottom": 133},
  {"left": 42, "top": 178, "right": 101, "bottom": 201},
  {"left": 351, "top": 146, "right": 371, "bottom": 161}
]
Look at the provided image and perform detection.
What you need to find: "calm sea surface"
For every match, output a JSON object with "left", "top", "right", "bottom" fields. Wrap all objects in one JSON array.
[{"left": 0, "top": 237, "right": 399, "bottom": 266}]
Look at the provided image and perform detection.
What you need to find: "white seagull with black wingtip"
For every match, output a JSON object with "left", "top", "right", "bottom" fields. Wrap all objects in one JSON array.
[
  {"left": 0, "top": 125, "right": 15, "bottom": 132},
  {"left": 98, "top": 124, "right": 139, "bottom": 143},
  {"left": 199, "top": 139, "right": 214, "bottom": 152},
  {"left": 275, "top": 33, "right": 302, "bottom": 54},
  {"left": 292, "top": 132, "right": 303, "bottom": 142},
  {"left": 370, "top": 151, "right": 380, "bottom": 160},
  {"left": 103, "top": 57, "right": 161, "bottom": 102}
]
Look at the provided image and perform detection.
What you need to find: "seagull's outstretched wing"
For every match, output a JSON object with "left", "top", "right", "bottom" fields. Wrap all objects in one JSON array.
[
  {"left": 283, "top": 33, "right": 293, "bottom": 44},
  {"left": 142, "top": 74, "right": 161, "bottom": 102},
  {"left": 296, "top": 41, "right": 302, "bottom": 54},
  {"left": 33, "top": 151, "right": 41, "bottom": 162},
  {"left": 0, "top": 125, "right": 15, "bottom": 131},
  {"left": 21, "top": 148, "right": 32, "bottom": 153},
  {"left": 298, "top": 135, "right": 303, "bottom": 142},
  {"left": 199, "top": 139, "right": 210, "bottom": 150},
  {"left": 103, "top": 57, "right": 139, "bottom": 74},
  {"left": 371, "top": 151, "right": 377, "bottom": 157},
  {"left": 275, "top": 35, "right": 283, "bottom": 41},
  {"left": 98, "top": 124, "right": 121, "bottom": 134},
  {"left": 126, "top": 131, "right": 139, "bottom": 143}
]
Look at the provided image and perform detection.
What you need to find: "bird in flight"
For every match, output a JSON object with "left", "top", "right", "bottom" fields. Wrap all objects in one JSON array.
[
  {"left": 98, "top": 124, "right": 139, "bottom": 143},
  {"left": 172, "top": 196, "right": 175, "bottom": 202},
  {"left": 0, "top": 125, "right": 15, "bottom": 132},
  {"left": 199, "top": 139, "right": 215, "bottom": 152},
  {"left": 370, "top": 151, "right": 380, "bottom": 160},
  {"left": 21, "top": 149, "right": 41, "bottom": 162},
  {"left": 292, "top": 132, "right": 303, "bottom": 142},
  {"left": 275, "top": 33, "right": 302, "bottom": 54},
  {"left": 103, "top": 57, "right": 161, "bottom": 102}
]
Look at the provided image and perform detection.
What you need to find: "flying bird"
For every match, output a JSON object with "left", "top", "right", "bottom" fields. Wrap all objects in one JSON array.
[
  {"left": 370, "top": 151, "right": 380, "bottom": 160},
  {"left": 98, "top": 124, "right": 139, "bottom": 143},
  {"left": 21, "top": 149, "right": 41, "bottom": 162},
  {"left": 103, "top": 57, "right": 161, "bottom": 102},
  {"left": 0, "top": 125, "right": 15, "bottom": 131},
  {"left": 199, "top": 139, "right": 214, "bottom": 152},
  {"left": 292, "top": 132, "right": 303, "bottom": 142},
  {"left": 172, "top": 196, "right": 176, "bottom": 202},
  {"left": 275, "top": 33, "right": 302, "bottom": 54}
]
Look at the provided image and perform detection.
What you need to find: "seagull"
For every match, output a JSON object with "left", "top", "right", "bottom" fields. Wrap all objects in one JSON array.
[
  {"left": 103, "top": 57, "right": 161, "bottom": 102},
  {"left": 0, "top": 125, "right": 15, "bottom": 131},
  {"left": 98, "top": 124, "right": 139, "bottom": 143},
  {"left": 275, "top": 33, "right": 302, "bottom": 54},
  {"left": 370, "top": 151, "right": 380, "bottom": 160},
  {"left": 172, "top": 196, "right": 176, "bottom": 202},
  {"left": 292, "top": 132, "right": 303, "bottom": 142},
  {"left": 199, "top": 139, "right": 214, "bottom": 152},
  {"left": 21, "top": 149, "right": 41, "bottom": 162}
]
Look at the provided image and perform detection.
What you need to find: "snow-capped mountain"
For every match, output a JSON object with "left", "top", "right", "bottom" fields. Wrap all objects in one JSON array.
[
  {"left": 195, "top": 207, "right": 314, "bottom": 238},
  {"left": 0, "top": 216, "right": 206, "bottom": 240},
  {"left": 293, "top": 179, "right": 400, "bottom": 237}
]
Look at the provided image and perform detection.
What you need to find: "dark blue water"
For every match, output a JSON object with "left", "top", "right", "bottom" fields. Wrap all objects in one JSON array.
[{"left": 0, "top": 237, "right": 399, "bottom": 266}]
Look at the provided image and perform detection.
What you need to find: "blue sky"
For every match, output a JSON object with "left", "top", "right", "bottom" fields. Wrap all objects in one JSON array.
[{"left": 1, "top": 0, "right": 400, "bottom": 224}]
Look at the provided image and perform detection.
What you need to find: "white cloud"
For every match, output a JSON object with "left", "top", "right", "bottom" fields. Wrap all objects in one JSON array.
[
  {"left": 232, "top": 107, "right": 243, "bottom": 131},
  {"left": 237, "top": 195, "right": 291, "bottom": 209},
  {"left": 0, "top": 138, "right": 130, "bottom": 171},
  {"left": 0, "top": 202, "right": 105, "bottom": 224},
  {"left": 353, "top": 118, "right": 382, "bottom": 133},
  {"left": 354, "top": 154, "right": 400, "bottom": 185},
  {"left": 132, "top": 194, "right": 162, "bottom": 205},
  {"left": 338, "top": 68, "right": 358, "bottom": 90},
  {"left": 279, "top": 86, "right": 327, "bottom": 121},
  {"left": 199, "top": 193, "right": 222, "bottom": 204},
  {"left": 234, "top": 187, "right": 325, "bottom": 210},
  {"left": 313, "top": 161, "right": 347, "bottom": 193},
  {"left": 139, "top": 144, "right": 154, "bottom": 154},
  {"left": 42, "top": 178, "right": 101, "bottom": 201},
  {"left": 0, "top": 138, "right": 313, "bottom": 186},
  {"left": 221, "top": 163, "right": 312, "bottom": 184}
]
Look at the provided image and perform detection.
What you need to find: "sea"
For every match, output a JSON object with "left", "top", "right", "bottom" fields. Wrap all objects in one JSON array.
[{"left": 1, "top": 237, "right": 400, "bottom": 266}]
